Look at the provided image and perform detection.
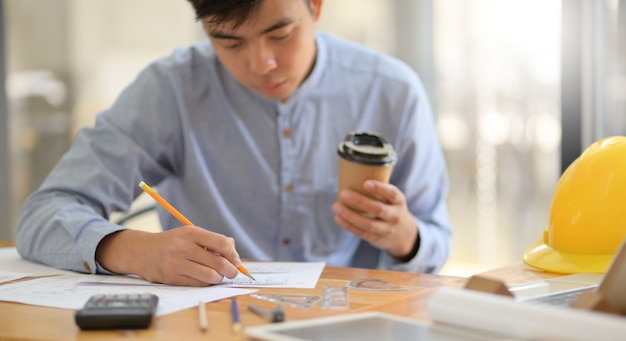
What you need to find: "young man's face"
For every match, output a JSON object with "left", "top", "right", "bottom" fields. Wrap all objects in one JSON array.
[{"left": 204, "top": 0, "right": 322, "bottom": 101}]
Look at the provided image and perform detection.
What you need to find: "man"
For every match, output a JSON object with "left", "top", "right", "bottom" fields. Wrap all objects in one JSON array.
[{"left": 16, "top": 0, "right": 452, "bottom": 286}]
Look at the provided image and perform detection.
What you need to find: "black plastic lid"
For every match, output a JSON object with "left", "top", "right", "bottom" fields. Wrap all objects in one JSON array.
[{"left": 337, "top": 131, "right": 397, "bottom": 166}]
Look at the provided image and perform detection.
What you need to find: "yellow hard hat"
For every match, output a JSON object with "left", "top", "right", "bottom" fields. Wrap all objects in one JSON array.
[{"left": 523, "top": 136, "right": 626, "bottom": 274}]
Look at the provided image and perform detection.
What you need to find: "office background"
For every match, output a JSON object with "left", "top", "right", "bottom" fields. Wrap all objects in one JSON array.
[{"left": 0, "top": 0, "right": 624, "bottom": 276}]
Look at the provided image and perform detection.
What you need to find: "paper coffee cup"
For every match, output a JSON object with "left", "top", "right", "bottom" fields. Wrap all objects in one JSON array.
[{"left": 337, "top": 132, "right": 397, "bottom": 212}]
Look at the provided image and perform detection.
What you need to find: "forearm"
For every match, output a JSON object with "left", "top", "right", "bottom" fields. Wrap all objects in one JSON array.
[{"left": 16, "top": 190, "right": 125, "bottom": 274}]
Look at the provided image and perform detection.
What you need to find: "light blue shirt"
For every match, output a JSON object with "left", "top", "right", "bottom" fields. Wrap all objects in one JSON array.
[{"left": 16, "top": 33, "right": 452, "bottom": 275}]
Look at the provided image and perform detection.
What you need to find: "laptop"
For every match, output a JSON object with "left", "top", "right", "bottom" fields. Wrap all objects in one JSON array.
[{"left": 511, "top": 236, "right": 626, "bottom": 314}]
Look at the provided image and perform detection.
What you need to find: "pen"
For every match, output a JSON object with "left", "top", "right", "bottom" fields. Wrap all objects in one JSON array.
[
  {"left": 138, "top": 181, "right": 256, "bottom": 280},
  {"left": 198, "top": 300, "right": 208, "bottom": 332},
  {"left": 231, "top": 298, "right": 241, "bottom": 333},
  {"left": 248, "top": 304, "right": 285, "bottom": 323}
]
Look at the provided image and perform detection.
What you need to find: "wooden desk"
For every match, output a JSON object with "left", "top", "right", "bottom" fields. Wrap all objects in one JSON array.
[
  {"left": 0, "top": 241, "right": 560, "bottom": 340},
  {"left": 477, "top": 262, "right": 565, "bottom": 286}
]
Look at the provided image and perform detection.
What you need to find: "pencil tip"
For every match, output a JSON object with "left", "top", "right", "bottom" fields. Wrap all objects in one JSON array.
[
  {"left": 237, "top": 265, "right": 256, "bottom": 281},
  {"left": 245, "top": 271, "right": 256, "bottom": 281}
]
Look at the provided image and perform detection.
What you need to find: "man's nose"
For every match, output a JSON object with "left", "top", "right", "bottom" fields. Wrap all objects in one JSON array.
[{"left": 248, "top": 44, "right": 277, "bottom": 75}]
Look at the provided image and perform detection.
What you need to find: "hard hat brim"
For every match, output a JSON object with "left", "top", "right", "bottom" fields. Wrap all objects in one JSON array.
[{"left": 523, "top": 238, "right": 612, "bottom": 274}]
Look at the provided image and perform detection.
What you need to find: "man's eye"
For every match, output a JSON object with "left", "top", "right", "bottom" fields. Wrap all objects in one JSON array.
[
  {"left": 270, "top": 27, "right": 293, "bottom": 41},
  {"left": 270, "top": 33, "right": 290, "bottom": 41},
  {"left": 221, "top": 39, "right": 243, "bottom": 49}
]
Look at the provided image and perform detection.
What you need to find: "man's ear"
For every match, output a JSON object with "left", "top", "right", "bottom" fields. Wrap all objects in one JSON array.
[{"left": 310, "top": 0, "right": 323, "bottom": 21}]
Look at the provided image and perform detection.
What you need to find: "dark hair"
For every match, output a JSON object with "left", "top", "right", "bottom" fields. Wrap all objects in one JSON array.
[
  {"left": 186, "top": 0, "right": 263, "bottom": 27},
  {"left": 186, "top": 0, "right": 310, "bottom": 27}
]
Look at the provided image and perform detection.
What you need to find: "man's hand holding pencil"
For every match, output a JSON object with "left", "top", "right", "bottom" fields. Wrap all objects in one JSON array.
[{"left": 93, "top": 182, "right": 254, "bottom": 287}]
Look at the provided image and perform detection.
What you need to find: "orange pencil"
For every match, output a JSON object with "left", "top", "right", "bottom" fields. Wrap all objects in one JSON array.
[
  {"left": 138, "top": 181, "right": 256, "bottom": 281},
  {"left": 139, "top": 181, "right": 192, "bottom": 226}
]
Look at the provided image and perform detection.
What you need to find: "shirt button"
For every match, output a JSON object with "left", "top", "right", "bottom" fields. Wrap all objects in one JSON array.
[
  {"left": 282, "top": 238, "right": 290, "bottom": 245},
  {"left": 282, "top": 129, "right": 292, "bottom": 137},
  {"left": 284, "top": 184, "right": 293, "bottom": 192},
  {"left": 83, "top": 261, "right": 91, "bottom": 272}
]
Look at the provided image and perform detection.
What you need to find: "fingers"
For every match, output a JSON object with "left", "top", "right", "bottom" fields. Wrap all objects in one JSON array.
[
  {"left": 138, "top": 226, "right": 242, "bottom": 286},
  {"left": 336, "top": 183, "right": 403, "bottom": 223},
  {"left": 187, "top": 241, "right": 241, "bottom": 278},
  {"left": 363, "top": 180, "right": 403, "bottom": 206},
  {"left": 189, "top": 228, "right": 242, "bottom": 279},
  {"left": 333, "top": 194, "right": 389, "bottom": 238},
  {"left": 334, "top": 208, "right": 386, "bottom": 240},
  {"left": 153, "top": 255, "right": 226, "bottom": 286},
  {"left": 333, "top": 181, "right": 411, "bottom": 252},
  {"left": 195, "top": 230, "right": 242, "bottom": 276}
]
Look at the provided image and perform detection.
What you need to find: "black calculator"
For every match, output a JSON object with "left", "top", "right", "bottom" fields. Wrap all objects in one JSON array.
[{"left": 75, "top": 293, "right": 159, "bottom": 330}]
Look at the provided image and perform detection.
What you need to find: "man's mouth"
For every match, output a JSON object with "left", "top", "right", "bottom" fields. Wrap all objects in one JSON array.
[{"left": 260, "top": 79, "right": 287, "bottom": 92}]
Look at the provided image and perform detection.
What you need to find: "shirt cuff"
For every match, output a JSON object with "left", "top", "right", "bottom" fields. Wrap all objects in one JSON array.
[
  {"left": 79, "top": 223, "right": 127, "bottom": 275},
  {"left": 382, "top": 216, "right": 439, "bottom": 273}
]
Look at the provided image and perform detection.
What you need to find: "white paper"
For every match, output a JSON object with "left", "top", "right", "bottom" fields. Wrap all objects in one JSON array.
[
  {"left": 220, "top": 261, "right": 325, "bottom": 288},
  {"left": 0, "top": 248, "right": 68, "bottom": 276},
  {"left": 0, "top": 247, "right": 255, "bottom": 316},
  {"left": 0, "top": 273, "right": 254, "bottom": 316},
  {"left": 428, "top": 287, "right": 626, "bottom": 341},
  {"left": 0, "top": 247, "right": 323, "bottom": 316},
  {"left": 0, "top": 271, "right": 34, "bottom": 283},
  {"left": 0, "top": 247, "right": 324, "bottom": 316},
  {"left": 78, "top": 261, "right": 326, "bottom": 289}
]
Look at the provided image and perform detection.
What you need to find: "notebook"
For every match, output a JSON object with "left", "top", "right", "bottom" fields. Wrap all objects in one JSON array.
[{"left": 511, "top": 236, "right": 626, "bottom": 313}]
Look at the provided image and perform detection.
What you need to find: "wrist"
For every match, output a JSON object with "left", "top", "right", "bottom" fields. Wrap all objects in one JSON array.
[
  {"left": 96, "top": 229, "right": 144, "bottom": 275},
  {"left": 391, "top": 228, "right": 421, "bottom": 263}
]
